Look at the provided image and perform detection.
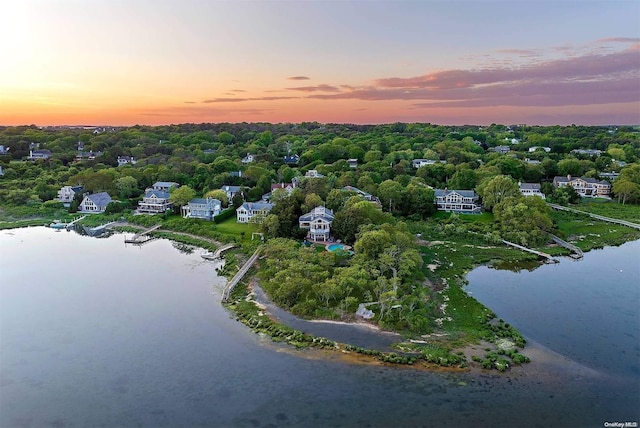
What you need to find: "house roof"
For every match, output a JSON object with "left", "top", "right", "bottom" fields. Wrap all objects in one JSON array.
[
  {"left": 434, "top": 189, "right": 478, "bottom": 198},
  {"left": 144, "top": 189, "right": 170, "bottom": 199},
  {"left": 271, "top": 182, "right": 294, "bottom": 190},
  {"left": 153, "top": 181, "right": 178, "bottom": 189},
  {"left": 221, "top": 185, "right": 242, "bottom": 192},
  {"left": 86, "top": 192, "right": 112, "bottom": 208},
  {"left": 188, "top": 198, "right": 221, "bottom": 206},
  {"left": 553, "top": 176, "right": 608, "bottom": 185},
  {"left": 299, "top": 206, "right": 335, "bottom": 222},
  {"left": 237, "top": 202, "right": 273, "bottom": 211},
  {"left": 283, "top": 155, "right": 300, "bottom": 163},
  {"left": 519, "top": 183, "right": 541, "bottom": 190}
]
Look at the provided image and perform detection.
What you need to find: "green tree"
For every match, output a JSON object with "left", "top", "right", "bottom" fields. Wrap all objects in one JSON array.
[
  {"left": 377, "top": 180, "right": 404, "bottom": 212},
  {"left": 612, "top": 178, "right": 640, "bottom": 204},
  {"left": 169, "top": 185, "right": 196, "bottom": 211},
  {"left": 204, "top": 189, "right": 229, "bottom": 207},
  {"left": 476, "top": 175, "right": 520, "bottom": 211},
  {"left": 115, "top": 176, "right": 138, "bottom": 199},
  {"left": 493, "top": 196, "right": 553, "bottom": 246}
]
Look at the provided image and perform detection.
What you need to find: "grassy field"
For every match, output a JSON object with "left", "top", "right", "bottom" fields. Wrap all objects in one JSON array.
[
  {"left": 213, "top": 217, "right": 259, "bottom": 243},
  {"left": 574, "top": 199, "right": 640, "bottom": 223},
  {"left": 551, "top": 210, "right": 640, "bottom": 251}
]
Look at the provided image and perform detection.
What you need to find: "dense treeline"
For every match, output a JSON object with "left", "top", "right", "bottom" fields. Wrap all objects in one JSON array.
[{"left": 1, "top": 122, "right": 639, "bottom": 240}]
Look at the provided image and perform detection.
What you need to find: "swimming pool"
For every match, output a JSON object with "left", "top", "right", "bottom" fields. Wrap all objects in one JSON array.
[{"left": 326, "top": 243, "right": 354, "bottom": 255}]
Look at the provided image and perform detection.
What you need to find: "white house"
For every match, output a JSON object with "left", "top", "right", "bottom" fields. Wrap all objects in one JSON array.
[
  {"left": 0, "top": 145, "right": 10, "bottom": 154},
  {"left": 299, "top": 206, "right": 335, "bottom": 242},
  {"left": 304, "top": 169, "right": 324, "bottom": 178},
  {"left": 138, "top": 189, "right": 172, "bottom": 214},
  {"left": 553, "top": 176, "right": 611, "bottom": 197},
  {"left": 519, "top": 183, "right": 546, "bottom": 199},
  {"left": 117, "top": 156, "right": 137, "bottom": 166},
  {"left": 528, "top": 146, "right": 551, "bottom": 153},
  {"left": 412, "top": 159, "right": 437, "bottom": 168},
  {"left": 236, "top": 201, "right": 273, "bottom": 223},
  {"left": 181, "top": 197, "right": 221, "bottom": 220},
  {"left": 79, "top": 192, "right": 112, "bottom": 213},
  {"left": 56, "top": 185, "right": 84, "bottom": 207},
  {"left": 347, "top": 158, "right": 358, "bottom": 169},
  {"left": 434, "top": 189, "right": 481, "bottom": 213},
  {"left": 27, "top": 149, "right": 52, "bottom": 160},
  {"left": 242, "top": 154, "right": 255, "bottom": 164}
]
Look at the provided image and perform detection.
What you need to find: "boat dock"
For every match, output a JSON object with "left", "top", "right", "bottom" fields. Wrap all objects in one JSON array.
[
  {"left": 202, "top": 243, "right": 236, "bottom": 260},
  {"left": 548, "top": 203, "right": 640, "bottom": 230},
  {"left": 124, "top": 224, "right": 162, "bottom": 244},
  {"left": 221, "top": 248, "right": 261, "bottom": 302},
  {"left": 501, "top": 239, "right": 559, "bottom": 263},
  {"left": 548, "top": 233, "right": 584, "bottom": 259}
]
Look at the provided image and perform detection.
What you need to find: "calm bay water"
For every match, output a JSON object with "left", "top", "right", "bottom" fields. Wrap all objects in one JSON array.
[
  {"left": 1, "top": 227, "right": 638, "bottom": 427},
  {"left": 466, "top": 239, "right": 640, "bottom": 379}
]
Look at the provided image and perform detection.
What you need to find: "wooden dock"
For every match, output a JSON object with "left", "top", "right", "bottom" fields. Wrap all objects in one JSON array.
[
  {"left": 202, "top": 243, "right": 237, "bottom": 260},
  {"left": 124, "top": 224, "right": 162, "bottom": 244},
  {"left": 501, "top": 239, "right": 559, "bottom": 263},
  {"left": 548, "top": 233, "right": 583, "bottom": 259},
  {"left": 221, "top": 248, "right": 261, "bottom": 302}
]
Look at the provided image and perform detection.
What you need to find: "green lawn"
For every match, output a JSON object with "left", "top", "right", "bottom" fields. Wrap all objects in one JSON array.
[
  {"left": 214, "top": 217, "right": 259, "bottom": 242},
  {"left": 433, "top": 211, "right": 494, "bottom": 224}
]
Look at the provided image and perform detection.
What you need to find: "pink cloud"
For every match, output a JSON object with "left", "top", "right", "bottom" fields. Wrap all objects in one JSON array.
[
  {"left": 287, "top": 76, "right": 310, "bottom": 80},
  {"left": 304, "top": 47, "right": 639, "bottom": 109},
  {"left": 202, "top": 96, "right": 299, "bottom": 103},
  {"left": 285, "top": 84, "right": 340, "bottom": 92}
]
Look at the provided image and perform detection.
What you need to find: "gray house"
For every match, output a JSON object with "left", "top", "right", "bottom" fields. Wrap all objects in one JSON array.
[
  {"left": 182, "top": 198, "right": 222, "bottom": 221},
  {"left": 79, "top": 192, "right": 113, "bottom": 213}
]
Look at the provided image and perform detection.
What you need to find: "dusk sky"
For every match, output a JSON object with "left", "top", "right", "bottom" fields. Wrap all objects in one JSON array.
[{"left": 1, "top": 0, "right": 639, "bottom": 126}]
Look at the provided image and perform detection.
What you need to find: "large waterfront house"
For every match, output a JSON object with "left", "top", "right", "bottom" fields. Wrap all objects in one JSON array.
[
  {"left": 519, "top": 182, "right": 546, "bottom": 199},
  {"left": 299, "top": 206, "right": 335, "bottom": 242},
  {"left": 181, "top": 197, "right": 221, "bottom": 220},
  {"left": 434, "top": 189, "right": 482, "bottom": 213},
  {"left": 553, "top": 176, "right": 611, "bottom": 197},
  {"left": 79, "top": 192, "right": 112, "bottom": 213},
  {"left": 236, "top": 201, "right": 273, "bottom": 223},
  {"left": 138, "top": 189, "right": 172, "bottom": 214},
  {"left": 56, "top": 185, "right": 84, "bottom": 207}
]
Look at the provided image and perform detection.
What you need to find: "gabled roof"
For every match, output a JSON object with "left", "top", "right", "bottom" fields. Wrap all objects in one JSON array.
[
  {"left": 237, "top": 202, "right": 273, "bottom": 211},
  {"left": 86, "top": 192, "right": 112, "bottom": 208},
  {"left": 299, "top": 206, "right": 335, "bottom": 223},
  {"left": 519, "top": 183, "right": 541, "bottom": 190},
  {"left": 144, "top": 189, "right": 170, "bottom": 199},
  {"left": 434, "top": 189, "right": 478, "bottom": 199},
  {"left": 153, "top": 181, "right": 178, "bottom": 189},
  {"left": 221, "top": 185, "right": 242, "bottom": 192},
  {"left": 188, "top": 198, "right": 221, "bottom": 206}
]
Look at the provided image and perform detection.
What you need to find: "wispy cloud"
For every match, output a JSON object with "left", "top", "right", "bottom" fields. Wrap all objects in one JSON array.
[
  {"left": 285, "top": 84, "right": 340, "bottom": 92},
  {"left": 287, "top": 76, "right": 310, "bottom": 80},
  {"left": 202, "top": 96, "right": 299, "bottom": 103},
  {"left": 305, "top": 47, "right": 639, "bottom": 108}
]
